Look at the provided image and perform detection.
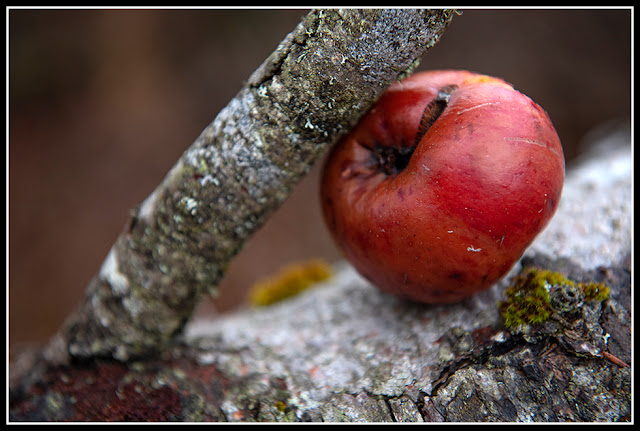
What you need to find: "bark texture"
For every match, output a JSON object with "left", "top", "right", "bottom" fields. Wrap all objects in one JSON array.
[
  {"left": 46, "top": 9, "right": 455, "bottom": 363},
  {"left": 10, "top": 126, "right": 632, "bottom": 422}
]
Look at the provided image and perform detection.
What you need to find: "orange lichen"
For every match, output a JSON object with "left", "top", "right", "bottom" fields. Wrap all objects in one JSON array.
[{"left": 247, "top": 259, "right": 333, "bottom": 307}]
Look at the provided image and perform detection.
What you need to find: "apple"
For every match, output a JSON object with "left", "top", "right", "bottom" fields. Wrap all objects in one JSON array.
[{"left": 320, "top": 70, "right": 565, "bottom": 304}]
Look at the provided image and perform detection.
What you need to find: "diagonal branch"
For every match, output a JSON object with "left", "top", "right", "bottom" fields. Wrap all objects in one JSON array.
[{"left": 46, "top": 9, "right": 455, "bottom": 363}]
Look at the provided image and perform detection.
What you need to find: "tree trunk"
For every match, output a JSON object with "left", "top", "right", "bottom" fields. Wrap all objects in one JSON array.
[
  {"left": 10, "top": 125, "right": 631, "bottom": 422},
  {"left": 42, "top": 9, "right": 455, "bottom": 363}
]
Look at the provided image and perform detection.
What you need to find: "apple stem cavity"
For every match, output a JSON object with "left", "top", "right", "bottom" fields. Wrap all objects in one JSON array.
[
  {"left": 374, "top": 145, "right": 414, "bottom": 176},
  {"left": 416, "top": 84, "right": 459, "bottom": 145},
  {"left": 374, "top": 84, "right": 460, "bottom": 178}
]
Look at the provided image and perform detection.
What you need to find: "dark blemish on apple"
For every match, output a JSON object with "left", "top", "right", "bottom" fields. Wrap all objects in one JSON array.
[
  {"left": 397, "top": 186, "right": 415, "bottom": 202},
  {"left": 534, "top": 118, "right": 544, "bottom": 136},
  {"left": 398, "top": 188, "right": 405, "bottom": 201},
  {"left": 465, "top": 121, "right": 474, "bottom": 136},
  {"left": 449, "top": 271, "right": 464, "bottom": 281}
]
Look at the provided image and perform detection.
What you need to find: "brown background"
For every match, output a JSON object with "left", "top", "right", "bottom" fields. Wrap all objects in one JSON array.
[{"left": 8, "top": 8, "right": 631, "bottom": 352}]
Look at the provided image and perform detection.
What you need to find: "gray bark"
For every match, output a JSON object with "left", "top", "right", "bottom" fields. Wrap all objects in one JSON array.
[
  {"left": 10, "top": 125, "right": 631, "bottom": 422},
  {"left": 44, "top": 9, "right": 455, "bottom": 363}
]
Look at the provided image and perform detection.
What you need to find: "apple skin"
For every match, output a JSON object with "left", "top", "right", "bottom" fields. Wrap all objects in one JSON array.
[{"left": 321, "top": 70, "right": 565, "bottom": 304}]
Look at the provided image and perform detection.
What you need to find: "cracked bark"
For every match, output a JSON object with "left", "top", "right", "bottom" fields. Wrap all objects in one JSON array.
[
  {"left": 9, "top": 127, "right": 631, "bottom": 422},
  {"left": 33, "top": 9, "right": 455, "bottom": 364}
]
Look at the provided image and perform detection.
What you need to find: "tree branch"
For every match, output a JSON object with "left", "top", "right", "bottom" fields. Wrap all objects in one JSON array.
[{"left": 44, "top": 9, "right": 455, "bottom": 363}]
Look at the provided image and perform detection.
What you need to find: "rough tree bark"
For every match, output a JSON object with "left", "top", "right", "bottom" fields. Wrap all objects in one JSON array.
[
  {"left": 37, "top": 9, "right": 455, "bottom": 363},
  {"left": 9, "top": 126, "right": 631, "bottom": 422}
]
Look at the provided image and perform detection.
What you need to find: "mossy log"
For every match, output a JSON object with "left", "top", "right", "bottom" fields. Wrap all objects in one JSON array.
[{"left": 10, "top": 127, "right": 631, "bottom": 422}]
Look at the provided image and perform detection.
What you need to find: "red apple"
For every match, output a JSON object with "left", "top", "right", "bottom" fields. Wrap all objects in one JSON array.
[{"left": 321, "top": 70, "right": 565, "bottom": 304}]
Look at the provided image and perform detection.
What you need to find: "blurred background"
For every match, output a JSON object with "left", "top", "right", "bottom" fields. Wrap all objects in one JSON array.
[{"left": 8, "top": 8, "right": 631, "bottom": 353}]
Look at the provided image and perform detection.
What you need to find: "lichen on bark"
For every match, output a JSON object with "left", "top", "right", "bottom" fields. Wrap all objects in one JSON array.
[
  {"left": 9, "top": 129, "right": 631, "bottom": 422},
  {"left": 48, "top": 9, "right": 455, "bottom": 363}
]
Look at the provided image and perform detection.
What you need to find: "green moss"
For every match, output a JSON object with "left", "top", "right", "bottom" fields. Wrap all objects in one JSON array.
[
  {"left": 581, "top": 281, "right": 610, "bottom": 302},
  {"left": 499, "top": 267, "right": 611, "bottom": 330},
  {"left": 500, "top": 268, "right": 555, "bottom": 329}
]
